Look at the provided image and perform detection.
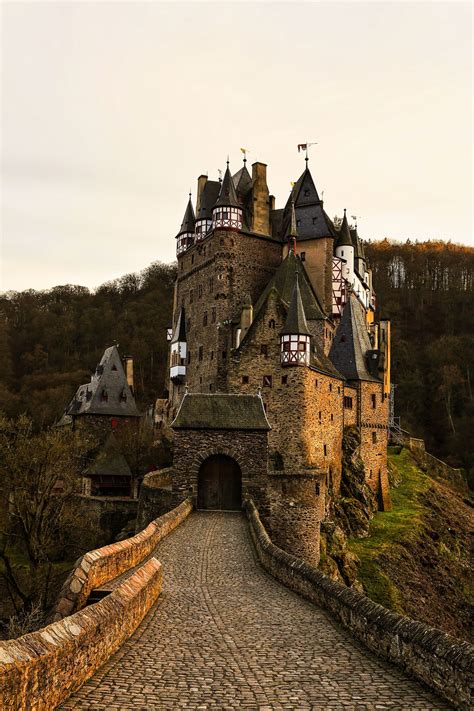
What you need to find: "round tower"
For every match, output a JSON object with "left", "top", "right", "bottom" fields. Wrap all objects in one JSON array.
[
  {"left": 334, "top": 209, "right": 354, "bottom": 283},
  {"left": 280, "top": 272, "right": 311, "bottom": 367},
  {"left": 176, "top": 194, "right": 195, "bottom": 256},
  {"left": 212, "top": 161, "right": 243, "bottom": 230}
]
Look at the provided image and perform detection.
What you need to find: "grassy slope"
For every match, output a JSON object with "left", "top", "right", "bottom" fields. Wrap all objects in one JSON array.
[{"left": 349, "top": 448, "right": 473, "bottom": 642}]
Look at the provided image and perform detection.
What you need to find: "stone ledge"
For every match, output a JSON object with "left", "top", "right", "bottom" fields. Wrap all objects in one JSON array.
[
  {"left": 244, "top": 497, "right": 473, "bottom": 709},
  {"left": 51, "top": 497, "right": 193, "bottom": 619},
  {"left": 0, "top": 557, "right": 162, "bottom": 711}
]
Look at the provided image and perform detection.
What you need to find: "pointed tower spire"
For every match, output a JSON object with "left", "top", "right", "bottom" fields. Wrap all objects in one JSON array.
[
  {"left": 213, "top": 160, "right": 243, "bottom": 230},
  {"left": 281, "top": 273, "right": 312, "bottom": 366},
  {"left": 285, "top": 200, "right": 298, "bottom": 255},
  {"left": 176, "top": 195, "right": 196, "bottom": 256},
  {"left": 334, "top": 209, "right": 353, "bottom": 249}
]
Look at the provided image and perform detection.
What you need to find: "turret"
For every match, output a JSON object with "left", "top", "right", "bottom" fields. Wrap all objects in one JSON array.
[
  {"left": 176, "top": 195, "right": 195, "bottom": 256},
  {"left": 334, "top": 209, "right": 354, "bottom": 282},
  {"left": 170, "top": 307, "right": 187, "bottom": 382},
  {"left": 195, "top": 179, "right": 220, "bottom": 241},
  {"left": 285, "top": 200, "right": 298, "bottom": 256},
  {"left": 212, "top": 161, "right": 243, "bottom": 230},
  {"left": 280, "top": 273, "right": 311, "bottom": 366}
]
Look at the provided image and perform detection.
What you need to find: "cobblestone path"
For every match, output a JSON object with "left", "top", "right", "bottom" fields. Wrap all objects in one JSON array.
[{"left": 62, "top": 512, "right": 449, "bottom": 710}]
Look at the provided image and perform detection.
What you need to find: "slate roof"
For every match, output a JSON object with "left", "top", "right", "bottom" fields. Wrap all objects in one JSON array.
[
  {"left": 334, "top": 211, "right": 353, "bottom": 250},
  {"left": 171, "top": 306, "right": 187, "bottom": 344},
  {"left": 196, "top": 181, "right": 221, "bottom": 221},
  {"left": 253, "top": 250, "right": 327, "bottom": 322},
  {"left": 85, "top": 433, "right": 132, "bottom": 478},
  {"left": 171, "top": 393, "right": 271, "bottom": 431},
  {"left": 215, "top": 164, "right": 240, "bottom": 208},
  {"left": 280, "top": 167, "right": 336, "bottom": 242},
  {"left": 329, "top": 295, "right": 380, "bottom": 382},
  {"left": 177, "top": 196, "right": 195, "bottom": 236},
  {"left": 65, "top": 346, "right": 140, "bottom": 417},
  {"left": 232, "top": 164, "right": 252, "bottom": 198},
  {"left": 281, "top": 274, "right": 311, "bottom": 336}
]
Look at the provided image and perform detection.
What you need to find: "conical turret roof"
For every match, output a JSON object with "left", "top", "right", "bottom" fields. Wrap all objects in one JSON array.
[
  {"left": 215, "top": 163, "right": 240, "bottom": 208},
  {"left": 177, "top": 196, "right": 195, "bottom": 236},
  {"left": 285, "top": 200, "right": 298, "bottom": 242},
  {"left": 196, "top": 181, "right": 221, "bottom": 221},
  {"left": 334, "top": 210, "right": 353, "bottom": 250},
  {"left": 281, "top": 273, "right": 311, "bottom": 336},
  {"left": 329, "top": 295, "right": 379, "bottom": 382}
]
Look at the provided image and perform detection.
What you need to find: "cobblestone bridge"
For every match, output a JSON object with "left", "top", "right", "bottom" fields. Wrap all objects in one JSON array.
[{"left": 62, "top": 512, "right": 448, "bottom": 710}]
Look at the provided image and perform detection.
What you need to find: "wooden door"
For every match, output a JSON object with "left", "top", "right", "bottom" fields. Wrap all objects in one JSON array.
[{"left": 197, "top": 455, "right": 242, "bottom": 510}]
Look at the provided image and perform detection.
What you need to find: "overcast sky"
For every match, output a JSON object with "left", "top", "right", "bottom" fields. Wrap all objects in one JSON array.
[{"left": 1, "top": 1, "right": 472, "bottom": 292}]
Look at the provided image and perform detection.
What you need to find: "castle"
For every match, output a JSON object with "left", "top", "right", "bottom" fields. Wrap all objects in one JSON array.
[{"left": 160, "top": 154, "right": 392, "bottom": 565}]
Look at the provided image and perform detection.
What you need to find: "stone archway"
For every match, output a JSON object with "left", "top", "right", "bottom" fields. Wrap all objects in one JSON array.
[{"left": 197, "top": 454, "right": 242, "bottom": 511}]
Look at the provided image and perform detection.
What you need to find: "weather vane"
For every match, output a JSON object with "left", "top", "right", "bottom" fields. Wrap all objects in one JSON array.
[{"left": 297, "top": 141, "right": 318, "bottom": 163}]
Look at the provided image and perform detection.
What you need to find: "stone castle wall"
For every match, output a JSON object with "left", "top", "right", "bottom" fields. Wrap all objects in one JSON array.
[
  {"left": 359, "top": 381, "right": 391, "bottom": 509},
  {"left": 0, "top": 558, "right": 163, "bottom": 711},
  {"left": 245, "top": 498, "right": 473, "bottom": 709},
  {"left": 52, "top": 498, "right": 193, "bottom": 620}
]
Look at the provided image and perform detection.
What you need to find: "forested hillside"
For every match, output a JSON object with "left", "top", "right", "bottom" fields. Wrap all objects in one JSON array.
[
  {"left": 0, "top": 240, "right": 473, "bottom": 481},
  {"left": 366, "top": 240, "right": 474, "bottom": 480},
  {"left": 0, "top": 262, "right": 175, "bottom": 427}
]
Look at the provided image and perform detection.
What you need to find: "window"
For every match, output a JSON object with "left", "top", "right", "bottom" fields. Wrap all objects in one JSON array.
[
  {"left": 300, "top": 251, "right": 306, "bottom": 261},
  {"left": 189, "top": 289, "right": 194, "bottom": 304},
  {"left": 210, "top": 351, "right": 214, "bottom": 361},
  {"left": 211, "top": 307, "right": 217, "bottom": 323},
  {"left": 330, "top": 414, "right": 333, "bottom": 422},
  {"left": 298, "top": 341, "right": 306, "bottom": 351},
  {"left": 329, "top": 383, "right": 332, "bottom": 392},
  {"left": 304, "top": 189, "right": 310, "bottom": 196},
  {"left": 312, "top": 217, "right": 318, "bottom": 224},
  {"left": 337, "top": 386, "right": 341, "bottom": 394},
  {"left": 372, "top": 431, "right": 377, "bottom": 444},
  {"left": 209, "top": 383, "right": 213, "bottom": 392},
  {"left": 281, "top": 375, "right": 288, "bottom": 385},
  {"left": 242, "top": 375, "right": 249, "bottom": 384},
  {"left": 283, "top": 341, "right": 291, "bottom": 352},
  {"left": 222, "top": 350, "right": 227, "bottom": 360},
  {"left": 101, "top": 389, "right": 108, "bottom": 402},
  {"left": 315, "top": 378, "right": 318, "bottom": 388},
  {"left": 318, "top": 411, "right": 322, "bottom": 421},
  {"left": 323, "top": 444, "right": 327, "bottom": 456},
  {"left": 315, "top": 482, "right": 320, "bottom": 495},
  {"left": 203, "top": 312, "right": 208, "bottom": 326},
  {"left": 269, "top": 319, "right": 275, "bottom": 329},
  {"left": 111, "top": 364, "right": 117, "bottom": 371},
  {"left": 296, "top": 219, "right": 301, "bottom": 227},
  {"left": 187, "top": 351, "right": 191, "bottom": 364},
  {"left": 371, "top": 393, "right": 377, "bottom": 409},
  {"left": 198, "top": 346, "right": 203, "bottom": 362},
  {"left": 191, "top": 255, "right": 195, "bottom": 265},
  {"left": 222, "top": 211, "right": 228, "bottom": 219},
  {"left": 344, "top": 396, "right": 353, "bottom": 409},
  {"left": 261, "top": 344, "right": 268, "bottom": 357},
  {"left": 263, "top": 375, "right": 272, "bottom": 388}
]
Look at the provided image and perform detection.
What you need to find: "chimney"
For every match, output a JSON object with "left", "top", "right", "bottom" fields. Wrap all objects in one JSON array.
[
  {"left": 123, "top": 356, "right": 134, "bottom": 394},
  {"left": 196, "top": 175, "right": 208, "bottom": 213},
  {"left": 251, "top": 162, "right": 270, "bottom": 235},
  {"left": 378, "top": 319, "right": 391, "bottom": 396}
]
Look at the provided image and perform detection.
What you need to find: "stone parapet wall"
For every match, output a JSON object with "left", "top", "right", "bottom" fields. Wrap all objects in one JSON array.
[
  {"left": 0, "top": 557, "right": 162, "bottom": 711},
  {"left": 136, "top": 468, "right": 185, "bottom": 531},
  {"left": 408, "top": 438, "right": 468, "bottom": 491},
  {"left": 52, "top": 497, "right": 193, "bottom": 620},
  {"left": 245, "top": 498, "right": 473, "bottom": 709}
]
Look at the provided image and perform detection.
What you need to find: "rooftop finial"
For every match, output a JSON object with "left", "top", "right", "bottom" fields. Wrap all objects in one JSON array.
[{"left": 226, "top": 155, "right": 229, "bottom": 168}]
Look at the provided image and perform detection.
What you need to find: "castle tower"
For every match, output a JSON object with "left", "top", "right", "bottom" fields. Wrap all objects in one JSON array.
[
  {"left": 212, "top": 162, "right": 243, "bottom": 230},
  {"left": 170, "top": 306, "right": 187, "bottom": 383},
  {"left": 280, "top": 274, "right": 311, "bottom": 367},
  {"left": 176, "top": 195, "right": 195, "bottom": 256},
  {"left": 334, "top": 209, "right": 354, "bottom": 283}
]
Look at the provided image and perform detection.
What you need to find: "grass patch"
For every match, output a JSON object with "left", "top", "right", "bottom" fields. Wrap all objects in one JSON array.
[{"left": 349, "top": 448, "right": 430, "bottom": 611}]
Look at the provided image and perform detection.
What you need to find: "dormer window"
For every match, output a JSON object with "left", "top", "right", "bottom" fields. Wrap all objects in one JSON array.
[
  {"left": 304, "top": 189, "right": 310, "bottom": 196},
  {"left": 101, "top": 388, "right": 108, "bottom": 402},
  {"left": 111, "top": 364, "right": 117, "bottom": 371}
]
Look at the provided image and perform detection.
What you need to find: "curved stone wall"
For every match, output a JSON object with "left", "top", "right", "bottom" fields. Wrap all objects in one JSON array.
[
  {"left": 0, "top": 557, "right": 162, "bottom": 711},
  {"left": 245, "top": 498, "right": 473, "bottom": 709},
  {"left": 52, "top": 497, "right": 193, "bottom": 620}
]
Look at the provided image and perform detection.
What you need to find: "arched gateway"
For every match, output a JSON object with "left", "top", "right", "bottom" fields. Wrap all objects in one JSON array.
[{"left": 197, "top": 454, "right": 242, "bottom": 510}]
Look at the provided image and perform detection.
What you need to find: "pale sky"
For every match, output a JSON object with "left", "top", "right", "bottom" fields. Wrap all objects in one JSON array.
[{"left": 1, "top": 1, "right": 472, "bottom": 292}]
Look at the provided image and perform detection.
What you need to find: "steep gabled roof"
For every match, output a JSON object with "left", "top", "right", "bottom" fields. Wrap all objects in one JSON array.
[
  {"left": 196, "top": 180, "right": 221, "bottom": 221},
  {"left": 177, "top": 196, "right": 195, "bottom": 236},
  {"left": 329, "top": 295, "right": 379, "bottom": 382},
  {"left": 232, "top": 164, "right": 252, "bottom": 198},
  {"left": 86, "top": 433, "right": 132, "bottom": 478},
  {"left": 171, "top": 306, "right": 187, "bottom": 344},
  {"left": 334, "top": 210, "right": 353, "bottom": 250},
  {"left": 253, "top": 250, "right": 327, "bottom": 322},
  {"left": 215, "top": 164, "right": 240, "bottom": 208},
  {"left": 281, "top": 274, "right": 311, "bottom": 336},
  {"left": 66, "top": 346, "right": 140, "bottom": 417},
  {"left": 171, "top": 393, "right": 271, "bottom": 431},
  {"left": 280, "top": 167, "right": 335, "bottom": 242}
]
